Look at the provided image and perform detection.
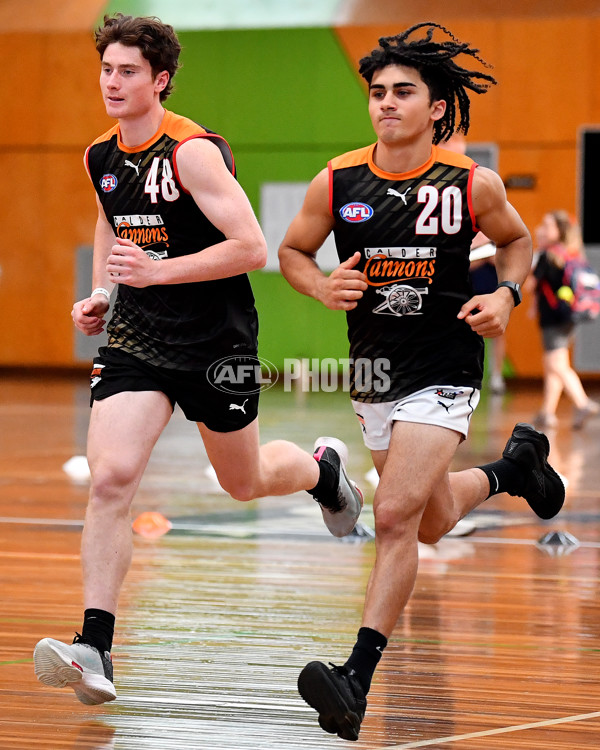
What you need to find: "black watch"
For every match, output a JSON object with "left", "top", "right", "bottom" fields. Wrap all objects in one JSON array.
[{"left": 496, "top": 281, "right": 522, "bottom": 307}]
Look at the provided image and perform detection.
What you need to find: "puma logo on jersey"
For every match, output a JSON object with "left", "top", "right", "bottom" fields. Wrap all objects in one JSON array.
[
  {"left": 387, "top": 187, "right": 412, "bottom": 204},
  {"left": 124, "top": 159, "right": 142, "bottom": 176},
  {"left": 229, "top": 399, "right": 248, "bottom": 414},
  {"left": 438, "top": 400, "right": 452, "bottom": 413}
]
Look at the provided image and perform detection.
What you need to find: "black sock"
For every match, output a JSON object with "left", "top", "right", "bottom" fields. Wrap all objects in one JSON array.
[
  {"left": 477, "top": 458, "right": 526, "bottom": 498},
  {"left": 307, "top": 458, "right": 338, "bottom": 510},
  {"left": 344, "top": 627, "right": 388, "bottom": 695},
  {"left": 80, "top": 608, "right": 115, "bottom": 654}
]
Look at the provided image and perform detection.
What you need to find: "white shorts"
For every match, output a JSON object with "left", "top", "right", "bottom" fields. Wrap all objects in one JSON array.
[{"left": 351, "top": 385, "right": 480, "bottom": 451}]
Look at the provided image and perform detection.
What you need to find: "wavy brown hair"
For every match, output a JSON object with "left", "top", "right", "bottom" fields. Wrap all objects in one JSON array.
[{"left": 95, "top": 14, "right": 181, "bottom": 102}]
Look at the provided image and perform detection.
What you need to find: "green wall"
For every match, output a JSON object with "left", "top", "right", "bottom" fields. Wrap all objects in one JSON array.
[{"left": 166, "top": 28, "right": 373, "bottom": 367}]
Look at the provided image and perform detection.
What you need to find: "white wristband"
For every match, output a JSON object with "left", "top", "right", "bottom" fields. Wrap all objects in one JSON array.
[{"left": 91, "top": 287, "right": 111, "bottom": 300}]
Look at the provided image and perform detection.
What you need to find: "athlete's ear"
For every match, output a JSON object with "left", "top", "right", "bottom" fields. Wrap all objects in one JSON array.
[
  {"left": 431, "top": 99, "right": 446, "bottom": 122},
  {"left": 154, "top": 70, "right": 170, "bottom": 94}
]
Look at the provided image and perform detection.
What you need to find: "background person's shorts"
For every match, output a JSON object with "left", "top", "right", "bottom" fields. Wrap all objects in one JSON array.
[
  {"left": 90, "top": 347, "right": 259, "bottom": 432},
  {"left": 541, "top": 322, "right": 575, "bottom": 352},
  {"left": 352, "top": 385, "right": 480, "bottom": 451}
]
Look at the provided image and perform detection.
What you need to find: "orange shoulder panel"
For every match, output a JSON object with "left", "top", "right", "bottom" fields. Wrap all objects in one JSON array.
[
  {"left": 329, "top": 145, "right": 373, "bottom": 171},
  {"left": 89, "top": 122, "right": 119, "bottom": 147},
  {"left": 162, "top": 110, "right": 207, "bottom": 140},
  {"left": 434, "top": 146, "right": 475, "bottom": 169}
]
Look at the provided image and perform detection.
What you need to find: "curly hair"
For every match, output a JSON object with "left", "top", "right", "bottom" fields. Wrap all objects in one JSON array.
[
  {"left": 359, "top": 22, "right": 497, "bottom": 144},
  {"left": 95, "top": 14, "right": 181, "bottom": 102}
]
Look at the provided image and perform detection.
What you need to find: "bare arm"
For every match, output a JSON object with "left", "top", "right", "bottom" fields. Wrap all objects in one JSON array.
[
  {"left": 278, "top": 169, "right": 367, "bottom": 310},
  {"left": 458, "top": 166, "right": 532, "bottom": 337},
  {"left": 105, "top": 138, "right": 267, "bottom": 287},
  {"left": 71, "top": 198, "right": 115, "bottom": 336}
]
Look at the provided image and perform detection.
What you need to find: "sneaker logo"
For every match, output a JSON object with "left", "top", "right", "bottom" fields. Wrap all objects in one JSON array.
[
  {"left": 491, "top": 470, "right": 500, "bottom": 493},
  {"left": 229, "top": 399, "right": 248, "bottom": 414},
  {"left": 72, "top": 660, "right": 84, "bottom": 673},
  {"left": 533, "top": 470, "right": 546, "bottom": 496}
]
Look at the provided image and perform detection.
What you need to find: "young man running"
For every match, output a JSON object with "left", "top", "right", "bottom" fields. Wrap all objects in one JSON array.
[
  {"left": 33, "top": 14, "right": 362, "bottom": 706},
  {"left": 279, "top": 22, "right": 565, "bottom": 741}
]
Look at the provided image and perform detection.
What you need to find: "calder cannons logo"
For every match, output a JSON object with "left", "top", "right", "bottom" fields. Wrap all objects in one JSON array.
[
  {"left": 113, "top": 214, "right": 169, "bottom": 253},
  {"left": 364, "top": 246, "right": 436, "bottom": 287},
  {"left": 365, "top": 247, "right": 438, "bottom": 317},
  {"left": 207, "top": 355, "right": 278, "bottom": 395},
  {"left": 340, "top": 202, "right": 374, "bottom": 223}
]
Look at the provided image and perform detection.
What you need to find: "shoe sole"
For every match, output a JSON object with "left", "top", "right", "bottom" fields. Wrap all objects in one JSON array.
[
  {"left": 33, "top": 640, "right": 117, "bottom": 705},
  {"left": 573, "top": 404, "right": 600, "bottom": 430},
  {"left": 504, "top": 423, "right": 565, "bottom": 520},
  {"left": 298, "top": 662, "right": 362, "bottom": 741},
  {"left": 314, "top": 438, "right": 364, "bottom": 538}
]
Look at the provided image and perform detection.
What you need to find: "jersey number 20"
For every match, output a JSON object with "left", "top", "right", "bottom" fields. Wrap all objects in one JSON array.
[{"left": 415, "top": 186, "right": 462, "bottom": 235}]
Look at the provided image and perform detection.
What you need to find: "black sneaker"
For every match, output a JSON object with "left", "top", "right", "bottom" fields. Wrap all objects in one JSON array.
[
  {"left": 298, "top": 661, "right": 366, "bottom": 741},
  {"left": 502, "top": 422, "right": 565, "bottom": 520}
]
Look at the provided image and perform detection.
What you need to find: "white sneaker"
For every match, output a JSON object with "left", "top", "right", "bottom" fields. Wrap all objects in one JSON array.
[
  {"left": 312, "top": 437, "right": 363, "bottom": 538},
  {"left": 445, "top": 518, "right": 477, "bottom": 537},
  {"left": 33, "top": 637, "right": 117, "bottom": 705}
]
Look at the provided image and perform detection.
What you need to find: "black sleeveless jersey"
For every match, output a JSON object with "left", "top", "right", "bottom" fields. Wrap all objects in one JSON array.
[
  {"left": 329, "top": 143, "right": 484, "bottom": 402},
  {"left": 85, "top": 110, "right": 258, "bottom": 369}
]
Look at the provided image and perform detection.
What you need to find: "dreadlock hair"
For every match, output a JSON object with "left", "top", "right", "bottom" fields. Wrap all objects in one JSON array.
[
  {"left": 95, "top": 14, "right": 181, "bottom": 102},
  {"left": 358, "top": 22, "right": 497, "bottom": 144}
]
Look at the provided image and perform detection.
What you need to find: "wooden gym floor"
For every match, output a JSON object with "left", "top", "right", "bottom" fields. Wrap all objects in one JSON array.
[{"left": 1, "top": 371, "right": 600, "bottom": 749}]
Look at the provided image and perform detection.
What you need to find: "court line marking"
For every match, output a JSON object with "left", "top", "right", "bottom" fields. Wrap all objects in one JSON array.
[
  {"left": 384, "top": 710, "right": 600, "bottom": 748},
  {"left": 0, "top": 517, "right": 83, "bottom": 526},
  {"left": 2, "top": 517, "right": 600, "bottom": 548}
]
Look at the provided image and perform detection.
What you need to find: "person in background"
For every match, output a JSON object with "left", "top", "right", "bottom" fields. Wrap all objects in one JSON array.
[
  {"left": 529, "top": 210, "right": 599, "bottom": 429},
  {"left": 469, "top": 235, "right": 507, "bottom": 394}
]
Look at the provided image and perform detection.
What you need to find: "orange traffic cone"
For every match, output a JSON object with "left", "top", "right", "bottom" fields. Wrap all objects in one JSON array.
[{"left": 132, "top": 511, "right": 172, "bottom": 538}]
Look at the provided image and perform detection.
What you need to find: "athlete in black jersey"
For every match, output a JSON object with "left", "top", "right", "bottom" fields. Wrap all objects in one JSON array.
[
  {"left": 280, "top": 23, "right": 565, "bottom": 741},
  {"left": 33, "top": 13, "right": 363, "bottom": 707}
]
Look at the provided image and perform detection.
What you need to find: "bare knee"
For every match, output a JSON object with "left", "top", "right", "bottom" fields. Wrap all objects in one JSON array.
[
  {"left": 89, "top": 461, "right": 140, "bottom": 512},
  {"left": 228, "top": 487, "right": 256, "bottom": 503},
  {"left": 217, "top": 477, "right": 257, "bottom": 503},
  {"left": 418, "top": 508, "right": 461, "bottom": 545},
  {"left": 374, "top": 491, "right": 423, "bottom": 542}
]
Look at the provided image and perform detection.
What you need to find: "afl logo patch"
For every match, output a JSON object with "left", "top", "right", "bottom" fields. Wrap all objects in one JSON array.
[
  {"left": 100, "top": 174, "right": 118, "bottom": 193},
  {"left": 340, "top": 202, "right": 373, "bottom": 223}
]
